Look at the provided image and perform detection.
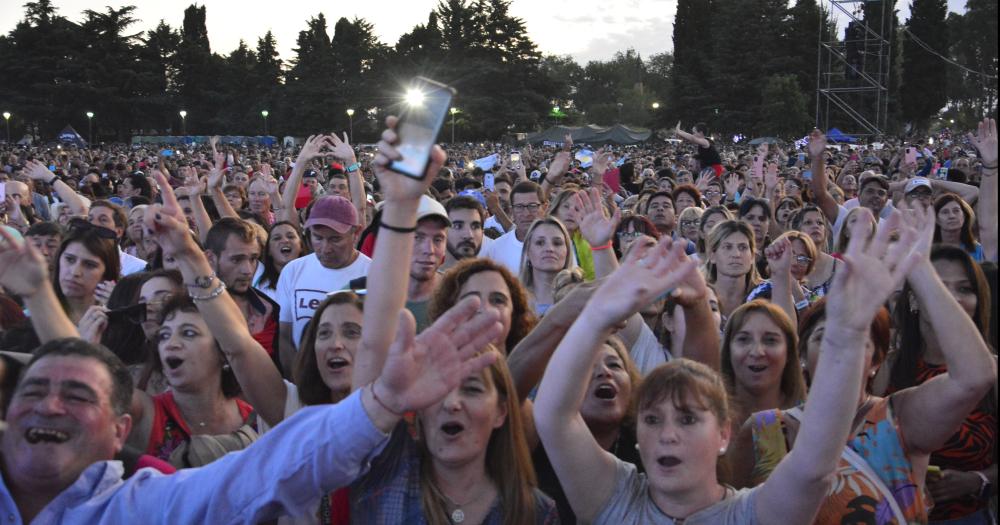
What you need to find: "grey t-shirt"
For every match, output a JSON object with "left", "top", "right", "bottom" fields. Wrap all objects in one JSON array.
[{"left": 594, "top": 458, "right": 759, "bottom": 524}]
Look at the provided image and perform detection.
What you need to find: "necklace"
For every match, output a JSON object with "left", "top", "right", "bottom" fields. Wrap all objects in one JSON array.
[{"left": 429, "top": 479, "right": 492, "bottom": 524}]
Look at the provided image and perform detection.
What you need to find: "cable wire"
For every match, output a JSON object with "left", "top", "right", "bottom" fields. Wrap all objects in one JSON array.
[{"left": 901, "top": 25, "right": 998, "bottom": 80}]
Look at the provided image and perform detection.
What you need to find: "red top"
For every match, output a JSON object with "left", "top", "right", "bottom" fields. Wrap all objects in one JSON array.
[{"left": 145, "top": 391, "right": 254, "bottom": 462}]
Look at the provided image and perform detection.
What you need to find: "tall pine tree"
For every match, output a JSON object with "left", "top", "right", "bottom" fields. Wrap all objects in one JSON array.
[{"left": 901, "top": 0, "right": 948, "bottom": 130}]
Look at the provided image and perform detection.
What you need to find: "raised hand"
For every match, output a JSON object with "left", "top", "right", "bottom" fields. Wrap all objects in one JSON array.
[
  {"left": 374, "top": 296, "right": 503, "bottom": 413},
  {"left": 724, "top": 173, "right": 741, "bottom": 197},
  {"left": 144, "top": 171, "right": 197, "bottom": 257},
  {"left": 373, "top": 116, "right": 446, "bottom": 202},
  {"left": 807, "top": 129, "right": 826, "bottom": 160},
  {"left": 578, "top": 187, "right": 621, "bottom": 247},
  {"left": 562, "top": 133, "right": 573, "bottom": 152},
  {"left": 898, "top": 199, "right": 936, "bottom": 268},
  {"left": 0, "top": 226, "right": 49, "bottom": 298},
  {"left": 695, "top": 170, "right": 713, "bottom": 193},
  {"left": 24, "top": 160, "right": 55, "bottom": 182},
  {"left": 324, "top": 132, "right": 357, "bottom": 164},
  {"left": 764, "top": 236, "right": 793, "bottom": 278},
  {"left": 582, "top": 236, "right": 699, "bottom": 327},
  {"left": 826, "top": 209, "right": 921, "bottom": 334},
  {"left": 592, "top": 149, "right": 613, "bottom": 175},
  {"left": 764, "top": 162, "right": 779, "bottom": 190},
  {"left": 967, "top": 118, "right": 997, "bottom": 167},
  {"left": 757, "top": 142, "right": 769, "bottom": 159},
  {"left": 94, "top": 280, "right": 116, "bottom": 306},
  {"left": 208, "top": 153, "right": 226, "bottom": 190},
  {"left": 547, "top": 151, "right": 571, "bottom": 184},
  {"left": 295, "top": 135, "right": 328, "bottom": 165}
]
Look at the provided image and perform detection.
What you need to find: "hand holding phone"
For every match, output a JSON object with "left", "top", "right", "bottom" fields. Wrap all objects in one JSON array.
[
  {"left": 484, "top": 172, "right": 495, "bottom": 191},
  {"left": 904, "top": 147, "right": 917, "bottom": 166},
  {"left": 388, "top": 77, "right": 456, "bottom": 180}
]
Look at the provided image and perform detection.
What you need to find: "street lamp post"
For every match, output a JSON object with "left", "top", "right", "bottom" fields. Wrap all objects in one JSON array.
[
  {"left": 261, "top": 110, "right": 269, "bottom": 135},
  {"left": 450, "top": 107, "right": 458, "bottom": 143},
  {"left": 651, "top": 102, "right": 660, "bottom": 110},
  {"left": 179, "top": 110, "right": 188, "bottom": 135},
  {"left": 617, "top": 102, "right": 623, "bottom": 123},
  {"left": 2, "top": 112, "right": 10, "bottom": 143},
  {"left": 346, "top": 109, "right": 355, "bottom": 142},
  {"left": 86, "top": 111, "right": 94, "bottom": 144}
]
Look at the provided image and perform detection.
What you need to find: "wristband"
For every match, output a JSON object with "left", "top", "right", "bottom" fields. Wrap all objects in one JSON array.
[
  {"left": 591, "top": 242, "right": 613, "bottom": 251},
  {"left": 48, "top": 175, "right": 58, "bottom": 185},
  {"left": 982, "top": 163, "right": 998, "bottom": 170},
  {"left": 379, "top": 222, "right": 417, "bottom": 234},
  {"left": 795, "top": 299, "right": 811, "bottom": 311},
  {"left": 346, "top": 162, "right": 361, "bottom": 173},
  {"left": 370, "top": 382, "right": 402, "bottom": 417},
  {"left": 186, "top": 273, "right": 217, "bottom": 289}
]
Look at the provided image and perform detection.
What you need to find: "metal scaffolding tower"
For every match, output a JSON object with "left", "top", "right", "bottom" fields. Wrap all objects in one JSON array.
[{"left": 815, "top": 0, "right": 893, "bottom": 138}]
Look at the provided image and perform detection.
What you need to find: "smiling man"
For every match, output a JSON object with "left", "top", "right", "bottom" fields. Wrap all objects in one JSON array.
[
  {"left": 276, "top": 195, "right": 370, "bottom": 374},
  {"left": 203, "top": 218, "right": 281, "bottom": 368}
]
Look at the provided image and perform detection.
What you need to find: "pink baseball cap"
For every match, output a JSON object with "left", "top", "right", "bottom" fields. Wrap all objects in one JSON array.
[{"left": 305, "top": 195, "right": 358, "bottom": 233}]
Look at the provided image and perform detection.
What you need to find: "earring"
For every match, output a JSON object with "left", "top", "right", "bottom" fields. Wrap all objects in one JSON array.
[
  {"left": 718, "top": 447, "right": 727, "bottom": 455},
  {"left": 635, "top": 443, "right": 640, "bottom": 451}
]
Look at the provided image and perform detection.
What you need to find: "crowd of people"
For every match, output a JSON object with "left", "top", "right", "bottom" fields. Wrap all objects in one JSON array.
[{"left": 0, "top": 115, "right": 996, "bottom": 525}]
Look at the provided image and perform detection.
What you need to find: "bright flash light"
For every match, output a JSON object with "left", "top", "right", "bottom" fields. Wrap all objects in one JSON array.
[{"left": 405, "top": 89, "right": 425, "bottom": 106}]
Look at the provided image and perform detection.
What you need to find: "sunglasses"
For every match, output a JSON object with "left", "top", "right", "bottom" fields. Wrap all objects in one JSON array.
[
  {"left": 67, "top": 218, "right": 118, "bottom": 240},
  {"left": 106, "top": 302, "right": 147, "bottom": 324}
]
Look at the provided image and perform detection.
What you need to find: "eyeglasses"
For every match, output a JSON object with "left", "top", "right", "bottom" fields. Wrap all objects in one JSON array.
[
  {"left": 67, "top": 218, "right": 118, "bottom": 240},
  {"left": 680, "top": 220, "right": 700, "bottom": 227},
  {"left": 617, "top": 231, "right": 644, "bottom": 240},
  {"left": 794, "top": 255, "right": 813, "bottom": 264},
  {"left": 704, "top": 190, "right": 721, "bottom": 197},
  {"left": 512, "top": 203, "right": 541, "bottom": 212}
]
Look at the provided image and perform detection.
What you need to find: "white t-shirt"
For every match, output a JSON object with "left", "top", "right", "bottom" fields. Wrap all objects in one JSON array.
[
  {"left": 484, "top": 215, "right": 507, "bottom": 234},
  {"left": 276, "top": 252, "right": 371, "bottom": 348},
  {"left": 481, "top": 229, "right": 523, "bottom": 276},
  {"left": 119, "top": 249, "right": 147, "bottom": 276},
  {"left": 630, "top": 324, "right": 672, "bottom": 376}
]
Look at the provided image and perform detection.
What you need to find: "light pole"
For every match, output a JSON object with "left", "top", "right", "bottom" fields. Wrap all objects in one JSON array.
[
  {"left": 179, "top": 110, "right": 188, "bottom": 135},
  {"left": 651, "top": 102, "right": 660, "bottom": 110},
  {"left": 86, "top": 111, "right": 94, "bottom": 144},
  {"left": 450, "top": 107, "right": 458, "bottom": 143},
  {"left": 2, "top": 112, "right": 9, "bottom": 143},
  {"left": 617, "top": 102, "right": 623, "bottom": 123},
  {"left": 346, "top": 108, "right": 354, "bottom": 142},
  {"left": 261, "top": 110, "right": 269, "bottom": 135}
]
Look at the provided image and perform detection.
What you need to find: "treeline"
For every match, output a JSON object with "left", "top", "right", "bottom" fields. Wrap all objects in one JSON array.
[
  {"left": 666, "top": 0, "right": 997, "bottom": 137},
  {"left": 0, "top": 0, "right": 995, "bottom": 142}
]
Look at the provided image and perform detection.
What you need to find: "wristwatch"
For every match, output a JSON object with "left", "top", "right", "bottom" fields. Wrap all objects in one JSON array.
[{"left": 189, "top": 273, "right": 217, "bottom": 289}]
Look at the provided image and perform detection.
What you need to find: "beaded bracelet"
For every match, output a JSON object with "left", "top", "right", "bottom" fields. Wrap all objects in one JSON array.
[
  {"left": 369, "top": 382, "right": 402, "bottom": 417},
  {"left": 190, "top": 282, "right": 227, "bottom": 302}
]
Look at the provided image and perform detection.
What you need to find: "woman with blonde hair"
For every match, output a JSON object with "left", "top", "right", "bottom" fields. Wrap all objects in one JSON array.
[{"left": 519, "top": 217, "right": 573, "bottom": 315}]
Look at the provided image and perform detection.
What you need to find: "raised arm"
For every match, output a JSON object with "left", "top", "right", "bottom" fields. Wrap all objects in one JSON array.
[
  {"left": 207, "top": 151, "right": 239, "bottom": 220},
  {"left": 762, "top": 237, "right": 799, "bottom": 324},
  {"left": 534, "top": 237, "right": 699, "bottom": 522},
  {"left": 806, "top": 130, "right": 840, "bottom": 223},
  {"left": 25, "top": 160, "right": 88, "bottom": 216},
  {"left": 891, "top": 204, "right": 997, "bottom": 455},
  {"left": 279, "top": 135, "right": 326, "bottom": 229},
  {"left": 674, "top": 121, "right": 710, "bottom": 148},
  {"left": 352, "top": 116, "right": 447, "bottom": 390},
  {"left": 143, "top": 171, "right": 287, "bottom": 426},
  {"left": 755, "top": 209, "right": 922, "bottom": 525},
  {"left": 540, "top": 146, "right": 571, "bottom": 200},
  {"left": 971, "top": 119, "right": 997, "bottom": 261},
  {"left": 326, "top": 133, "right": 367, "bottom": 227},
  {"left": 0, "top": 227, "right": 79, "bottom": 342}
]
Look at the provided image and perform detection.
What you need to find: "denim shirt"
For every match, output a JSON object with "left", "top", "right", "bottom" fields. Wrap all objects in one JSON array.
[{"left": 1, "top": 389, "right": 389, "bottom": 525}]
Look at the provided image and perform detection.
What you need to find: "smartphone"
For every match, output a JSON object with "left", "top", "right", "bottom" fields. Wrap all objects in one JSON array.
[
  {"left": 510, "top": 152, "right": 521, "bottom": 165},
  {"left": 802, "top": 170, "right": 812, "bottom": 181},
  {"left": 161, "top": 149, "right": 174, "bottom": 157},
  {"left": 389, "top": 77, "right": 456, "bottom": 179},
  {"left": 935, "top": 167, "right": 949, "bottom": 180},
  {"left": 904, "top": 147, "right": 916, "bottom": 165},
  {"left": 484, "top": 172, "right": 496, "bottom": 191}
]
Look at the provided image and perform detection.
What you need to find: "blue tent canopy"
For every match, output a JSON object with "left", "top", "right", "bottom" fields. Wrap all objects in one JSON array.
[{"left": 826, "top": 128, "right": 857, "bottom": 144}]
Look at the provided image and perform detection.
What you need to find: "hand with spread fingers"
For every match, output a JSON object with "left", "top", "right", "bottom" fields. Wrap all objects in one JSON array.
[
  {"left": 577, "top": 187, "right": 621, "bottom": 247},
  {"left": 374, "top": 296, "right": 503, "bottom": 414},
  {"left": 144, "top": 171, "right": 199, "bottom": 258}
]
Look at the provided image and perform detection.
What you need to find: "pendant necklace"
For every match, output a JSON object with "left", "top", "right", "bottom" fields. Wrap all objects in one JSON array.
[{"left": 429, "top": 479, "right": 491, "bottom": 524}]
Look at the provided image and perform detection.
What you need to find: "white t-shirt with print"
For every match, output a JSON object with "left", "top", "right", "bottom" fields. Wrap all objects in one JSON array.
[{"left": 276, "top": 252, "right": 371, "bottom": 349}]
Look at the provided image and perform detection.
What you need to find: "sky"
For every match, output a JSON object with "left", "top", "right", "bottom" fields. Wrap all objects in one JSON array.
[{"left": 0, "top": 0, "right": 970, "bottom": 65}]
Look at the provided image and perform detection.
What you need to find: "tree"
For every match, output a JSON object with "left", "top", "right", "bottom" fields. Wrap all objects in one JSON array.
[
  {"left": 945, "top": 0, "right": 997, "bottom": 125},
  {"left": 283, "top": 14, "right": 340, "bottom": 134},
  {"left": 786, "top": 0, "right": 831, "bottom": 115},
  {"left": 759, "top": 74, "right": 812, "bottom": 137},
  {"left": 668, "top": 0, "right": 718, "bottom": 127},
  {"left": 901, "top": 0, "right": 948, "bottom": 130},
  {"left": 174, "top": 4, "right": 222, "bottom": 134}
]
